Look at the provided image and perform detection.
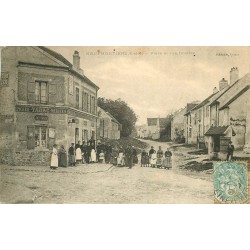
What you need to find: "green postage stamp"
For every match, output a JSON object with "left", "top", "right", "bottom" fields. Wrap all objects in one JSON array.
[{"left": 214, "top": 161, "right": 248, "bottom": 203}]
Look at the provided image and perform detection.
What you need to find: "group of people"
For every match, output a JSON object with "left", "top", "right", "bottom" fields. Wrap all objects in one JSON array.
[
  {"left": 49, "top": 141, "right": 173, "bottom": 170},
  {"left": 49, "top": 140, "right": 113, "bottom": 169},
  {"left": 141, "top": 146, "right": 173, "bottom": 169},
  {"left": 111, "top": 146, "right": 138, "bottom": 169}
]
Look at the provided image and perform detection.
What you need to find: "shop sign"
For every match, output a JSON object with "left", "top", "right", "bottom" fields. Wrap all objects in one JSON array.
[
  {"left": 16, "top": 106, "right": 68, "bottom": 114},
  {"left": 35, "top": 115, "right": 48, "bottom": 121},
  {"left": 49, "top": 128, "right": 55, "bottom": 138}
]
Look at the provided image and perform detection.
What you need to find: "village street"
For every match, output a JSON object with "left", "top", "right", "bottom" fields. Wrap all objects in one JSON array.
[{"left": 0, "top": 140, "right": 214, "bottom": 204}]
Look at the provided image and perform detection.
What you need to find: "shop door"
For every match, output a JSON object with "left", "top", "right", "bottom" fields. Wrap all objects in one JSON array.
[{"left": 213, "top": 136, "right": 220, "bottom": 152}]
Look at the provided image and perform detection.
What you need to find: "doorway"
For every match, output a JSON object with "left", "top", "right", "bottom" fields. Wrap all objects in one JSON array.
[{"left": 75, "top": 128, "right": 79, "bottom": 145}]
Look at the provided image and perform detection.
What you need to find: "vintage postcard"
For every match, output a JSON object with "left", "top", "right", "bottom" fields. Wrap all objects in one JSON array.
[{"left": 0, "top": 46, "right": 249, "bottom": 204}]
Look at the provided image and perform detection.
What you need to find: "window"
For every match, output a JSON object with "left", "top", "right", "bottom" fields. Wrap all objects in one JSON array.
[
  {"left": 87, "top": 94, "right": 91, "bottom": 113},
  {"left": 198, "top": 109, "right": 202, "bottom": 120},
  {"left": 34, "top": 126, "right": 47, "bottom": 148},
  {"left": 83, "top": 92, "right": 88, "bottom": 111},
  {"left": 35, "top": 81, "right": 47, "bottom": 104},
  {"left": 76, "top": 87, "right": 79, "bottom": 108},
  {"left": 92, "top": 96, "right": 96, "bottom": 114},
  {"left": 206, "top": 106, "right": 210, "bottom": 117}
]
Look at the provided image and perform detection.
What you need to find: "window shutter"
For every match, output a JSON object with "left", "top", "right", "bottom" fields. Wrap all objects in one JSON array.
[
  {"left": 56, "top": 82, "right": 64, "bottom": 103},
  {"left": 84, "top": 93, "right": 88, "bottom": 111},
  {"left": 18, "top": 72, "right": 27, "bottom": 101},
  {"left": 48, "top": 82, "right": 56, "bottom": 105},
  {"left": 27, "top": 81, "right": 35, "bottom": 103},
  {"left": 27, "top": 125, "right": 35, "bottom": 149}
]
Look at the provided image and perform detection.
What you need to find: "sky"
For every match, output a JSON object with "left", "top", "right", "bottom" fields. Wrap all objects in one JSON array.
[{"left": 51, "top": 46, "right": 250, "bottom": 125}]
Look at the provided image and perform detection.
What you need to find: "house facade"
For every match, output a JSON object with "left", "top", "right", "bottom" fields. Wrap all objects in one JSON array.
[
  {"left": 206, "top": 70, "right": 250, "bottom": 158},
  {"left": 0, "top": 46, "right": 99, "bottom": 165},
  {"left": 171, "top": 103, "right": 198, "bottom": 143},
  {"left": 184, "top": 69, "right": 239, "bottom": 148},
  {"left": 97, "top": 107, "right": 121, "bottom": 140},
  {"left": 146, "top": 118, "right": 168, "bottom": 140}
]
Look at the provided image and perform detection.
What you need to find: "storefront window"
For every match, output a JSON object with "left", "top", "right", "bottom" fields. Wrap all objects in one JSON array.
[{"left": 35, "top": 126, "right": 47, "bottom": 148}]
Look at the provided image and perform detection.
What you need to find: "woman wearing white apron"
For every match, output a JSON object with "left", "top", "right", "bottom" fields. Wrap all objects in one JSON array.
[
  {"left": 50, "top": 144, "right": 58, "bottom": 169},
  {"left": 75, "top": 146, "right": 82, "bottom": 165},
  {"left": 90, "top": 149, "right": 97, "bottom": 163},
  {"left": 150, "top": 152, "right": 157, "bottom": 168}
]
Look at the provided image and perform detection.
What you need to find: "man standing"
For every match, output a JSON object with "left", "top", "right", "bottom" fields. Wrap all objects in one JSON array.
[
  {"left": 68, "top": 143, "right": 75, "bottom": 167},
  {"left": 227, "top": 141, "right": 235, "bottom": 161},
  {"left": 125, "top": 146, "right": 133, "bottom": 169}
]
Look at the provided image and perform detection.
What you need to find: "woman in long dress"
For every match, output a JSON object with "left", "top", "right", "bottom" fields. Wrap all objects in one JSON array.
[
  {"left": 75, "top": 146, "right": 82, "bottom": 165},
  {"left": 90, "top": 148, "right": 97, "bottom": 163},
  {"left": 150, "top": 152, "right": 157, "bottom": 168},
  {"left": 117, "top": 148, "right": 125, "bottom": 166},
  {"left": 163, "top": 148, "right": 173, "bottom": 169},
  {"left": 50, "top": 144, "right": 58, "bottom": 169},
  {"left": 156, "top": 146, "right": 164, "bottom": 168},
  {"left": 58, "top": 145, "right": 67, "bottom": 167}
]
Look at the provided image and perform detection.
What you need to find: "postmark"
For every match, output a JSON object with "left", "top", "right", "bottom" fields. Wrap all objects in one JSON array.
[{"left": 214, "top": 161, "right": 248, "bottom": 203}]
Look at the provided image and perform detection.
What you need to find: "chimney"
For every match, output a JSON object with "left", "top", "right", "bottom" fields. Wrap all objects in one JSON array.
[
  {"left": 213, "top": 87, "right": 219, "bottom": 94},
  {"left": 230, "top": 67, "right": 239, "bottom": 85},
  {"left": 73, "top": 51, "right": 80, "bottom": 69},
  {"left": 219, "top": 78, "right": 228, "bottom": 91}
]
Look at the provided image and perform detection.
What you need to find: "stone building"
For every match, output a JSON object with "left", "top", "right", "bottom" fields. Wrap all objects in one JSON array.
[
  {"left": 184, "top": 70, "right": 237, "bottom": 146},
  {"left": 171, "top": 102, "right": 198, "bottom": 143},
  {"left": 97, "top": 107, "right": 121, "bottom": 140},
  {"left": 146, "top": 118, "right": 168, "bottom": 140},
  {"left": 0, "top": 46, "right": 99, "bottom": 165},
  {"left": 206, "top": 69, "right": 250, "bottom": 159}
]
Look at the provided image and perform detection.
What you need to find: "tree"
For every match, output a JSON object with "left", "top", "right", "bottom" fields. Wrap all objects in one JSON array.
[{"left": 98, "top": 97, "right": 138, "bottom": 137}]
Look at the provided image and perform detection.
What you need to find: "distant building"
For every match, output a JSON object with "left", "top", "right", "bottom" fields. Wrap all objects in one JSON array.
[
  {"left": 136, "top": 124, "right": 148, "bottom": 138},
  {"left": 97, "top": 107, "right": 121, "bottom": 140},
  {"left": 0, "top": 46, "right": 99, "bottom": 165},
  {"left": 146, "top": 118, "right": 168, "bottom": 140},
  {"left": 171, "top": 102, "right": 198, "bottom": 143}
]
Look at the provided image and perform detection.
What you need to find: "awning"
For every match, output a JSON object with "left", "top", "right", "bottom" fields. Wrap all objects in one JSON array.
[{"left": 204, "top": 126, "right": 229, "bottom": 136}]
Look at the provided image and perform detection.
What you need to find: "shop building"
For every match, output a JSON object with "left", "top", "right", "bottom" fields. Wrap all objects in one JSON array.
[{"left": 0, "top": 46, "right": 99, "bottom": 165}]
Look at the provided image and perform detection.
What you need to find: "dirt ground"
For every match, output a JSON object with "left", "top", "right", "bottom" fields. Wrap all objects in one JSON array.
[{"left": 0, "top": 140, "right": 215, "bottom": 204}]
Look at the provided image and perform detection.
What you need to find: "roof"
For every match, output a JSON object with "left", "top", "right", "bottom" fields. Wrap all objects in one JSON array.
[
  {"left": 38, "top": 46, "right": 99, "bottom": 90},
  {"left": 209, "top": 75, "right": 250, "bottom": 106},
  {"left": 38, "top": 46, "right": 73, "bottom": 68},
  {"left": 192, "top": 92, "right": 217, "bottom": 110},
  {"left": 219, "top": 85, "right": 250, "bottom": 110},
  {"left": 186, "top": 103, "right": 198, "bottom": 113},
  {"left": 106, "top": 112, "right": 121, "bottom": 125},
  {"left": 98, "top": 107, "right": 121, "bottom": 125},
  {"left": 204, "top": 126, "right": 229, "bottom": 136}
]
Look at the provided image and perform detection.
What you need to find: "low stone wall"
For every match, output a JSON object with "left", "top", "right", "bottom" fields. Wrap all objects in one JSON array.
[{"left": 0, "top": 149, "right": 51, "bottom": 166}]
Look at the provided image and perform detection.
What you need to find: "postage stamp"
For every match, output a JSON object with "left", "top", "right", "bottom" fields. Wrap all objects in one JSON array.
[{"left": 214, "top": 161, "right": 248, "bottom": 204}]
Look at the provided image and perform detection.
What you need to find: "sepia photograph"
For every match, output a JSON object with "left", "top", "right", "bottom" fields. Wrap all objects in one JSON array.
[
  {"left": 1, "top": 2, "right": 250, "bottom": 250},
  {"left": 0, "top": 46, "right": 249, "bottom": 204}
]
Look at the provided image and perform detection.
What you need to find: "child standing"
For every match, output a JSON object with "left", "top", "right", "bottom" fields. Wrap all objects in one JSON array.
[{"left": 99, "top": 150, "right": 105, "bottom": 163}]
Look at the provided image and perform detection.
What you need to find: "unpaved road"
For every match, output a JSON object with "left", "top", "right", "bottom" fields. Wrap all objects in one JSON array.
[{"left": 0, "top": 140, "right": 214, "bottom": 204}]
